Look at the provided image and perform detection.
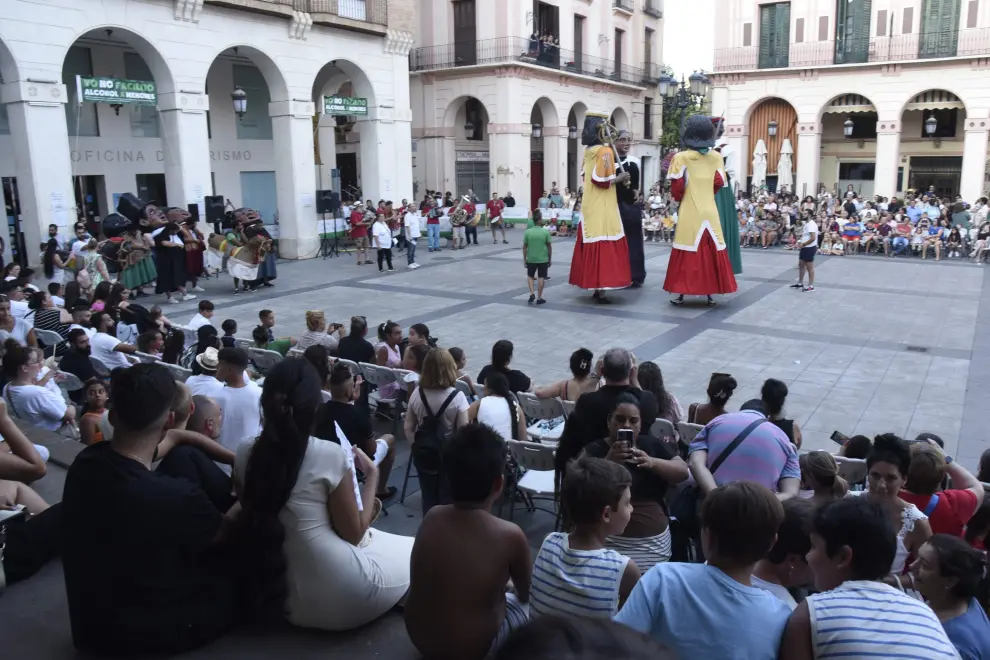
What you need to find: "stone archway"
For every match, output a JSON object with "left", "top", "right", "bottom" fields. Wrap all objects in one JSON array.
[{"left": 747, "top": 97, "right": 798, "bottom": 193}]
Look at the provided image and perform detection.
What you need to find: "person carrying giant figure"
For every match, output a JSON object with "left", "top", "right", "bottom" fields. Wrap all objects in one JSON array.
[
  {"left": 568, "top": 113, "right": 632, "bottom": 304},
  {"left": 663, "top": 115, "right": 738, "bottom": 305},
  {"left": 712, "top": 118, "right": 743, "bottom": 275}
]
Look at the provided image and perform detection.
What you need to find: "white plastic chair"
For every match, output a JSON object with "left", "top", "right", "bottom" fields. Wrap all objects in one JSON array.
[
  {"left": 335, "top": 358, "right": 363, "bottom": 377},
  {"left": 162, "top": 362, "right": 192, "bottom": 382},
  {"left": 676, "top": 421, "right": 704, "bottom": 445},
  {"left": 650, "top": 418, "right": 676, "bottom": 440},
  {"left": 34, "top": 328, "right": 65, "bottom": 356},
  {"left": 248, "top": 347, "right": 283, "bottom": 374},
  {"left": 233, "top": 337, "right": 254, "bottom": 349},
  {"left": 505, "top": 440, "right": 557, "bottom": 521},
  {"left": 559, "top": 399, "right": 576, "bottom": 418},
  {"left": 515, "top": 392, "right": 566, "bottom": 443},
  {"left": 834, "top": 455, "right": 868, "bottom": 487},
  {"left": 173, "top": 325, "right": 196, "bottom": 350},
  {"left": 134, "top": 351, "right": 161, "bottom": 364},
  {"left": 287, "top": 347, "right": 304, "bottom": 359}
]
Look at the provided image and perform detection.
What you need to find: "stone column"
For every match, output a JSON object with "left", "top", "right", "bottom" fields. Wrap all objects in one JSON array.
[
  {"left": 960, "top": 119, "right": 990, "bottom": 202},
  {"left": 158, "top": 91, "right": 212, "bottom": 213},
  {"left": 1, "top": 80, "right": 74, "bottom": 266},
  {"left": 416, "top": 129, "right": 452, "bottom": 194},
  {"left": 270, "top": 99, "right": 318, "bottom": 259},
  {"left": 357, "top": 103, "right": 413, "bottom": 203},
  {"left": 795, "top": 122, "right": 822, "bottom": 199},
  {"left": 316, "top": 116, "right": 337, "bottom": 191},
  {"left": 722, "top": 124, "right": 748, "bottom": 195},
  {"left": 874, "top": 120, "right": 902, "bottom": 198},
  {"left": 542, "top": 127, "right": 568, "bottom": 195},
  {"left": 490, "top": 129, "right": 531, "bottom": 211}
]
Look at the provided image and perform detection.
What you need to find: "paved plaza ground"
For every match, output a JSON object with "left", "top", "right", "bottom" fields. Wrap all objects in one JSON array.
[{"left": 2, "top": 230, "right": 987, "bottom": 658}]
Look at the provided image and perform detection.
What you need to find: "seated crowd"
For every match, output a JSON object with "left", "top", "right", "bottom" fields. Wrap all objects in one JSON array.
[{"left": 1, "top": 290, "right": 988, "bottom": 660}]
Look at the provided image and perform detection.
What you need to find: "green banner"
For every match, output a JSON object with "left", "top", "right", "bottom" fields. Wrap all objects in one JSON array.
[
  {"left": 323, "top": 95, "right": 368, "bottom": 116},
  {"left": 77, "top": 76, "right": 157, "bottom": 105}
]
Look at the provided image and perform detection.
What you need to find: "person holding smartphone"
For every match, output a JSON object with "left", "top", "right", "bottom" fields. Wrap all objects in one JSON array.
[{"left": 580, "top": 393, "right": 689, "bottom": 572}]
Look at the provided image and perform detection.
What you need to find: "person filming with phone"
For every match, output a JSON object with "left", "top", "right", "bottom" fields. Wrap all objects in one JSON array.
[{"left": 581, "top": 393, "right": 689, "bottom": 572}]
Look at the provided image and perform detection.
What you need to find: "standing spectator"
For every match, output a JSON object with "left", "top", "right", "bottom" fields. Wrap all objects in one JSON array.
[
  {"left": 477, "top": 339, "right": 533, "bottom": 393},
  {"left": 405, "top": 424, "right": 532, "bottom": 660},
  {"left": 750, "top": 498, "right": 815, "bottom": 609},
  {"left": 349, "top": 202, "right": 372, "bottom": 266},
  {"left": 615, "top": 482, "right": 791, "bottom": 659},
  {"left": 912, "top": 534, "right": 990, "bottom": 658},
  {"left": 89, "top": 312, "right": 137, "bottom": 371},
  {"left": 530, "top": 457, "right": 640, "bottom": 619},
  {"left": 371, "top": 212, "right": 395, "bottom": 272},
  {"left": 487, "top": 193, "right": 508, "bottom": 244},
  {"left": 404, "top": 202, "right": 422, "bottom": 269},
  {"left": 426, "top": 198, "right": 442, "bottom": 252},
  {"left": 761, "top": 378, "right": 802, "bottom": 447},
  {"left": 779, "top": 498, "right": 957, "bottom": 660},
  {"left": 688, "top": 400, "right": 801, "bottom": 497},
  {"left": 337, "top": 315, "right": 377, "bottom": 365},
  {"left": 2, "top": 340, "right": 75, "bottom": 432},
  {"left": 792, "top": 211, "right": 817, "bottom": 292},
  {"left": 213, "top": 347, "right": 262, "bottom": 458},
  {"left": 503, "top": 191, "right": 516, "bottom": 208},
  {"left": 686, "top": 372, "right": 737, "bottom": 425},
  {"left": 523, "top": 210, "right": 551, "bottom": 305},
  {"left": 900, "top": 437, "right": 985, "bottom": 538},
  {"left": 187, "top": 300, "right": 215, "bottom": 332}
]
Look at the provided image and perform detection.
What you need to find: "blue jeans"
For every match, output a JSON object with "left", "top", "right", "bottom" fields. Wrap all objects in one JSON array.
[
  {"left": 406, "top": 238, "right": 417, "bottom": 264},
  {"left": 892, "top": 236, "right": 909, "bottom": 255},
  {"left": 427, "top": 224, "right": 440, "bottom": 250}
]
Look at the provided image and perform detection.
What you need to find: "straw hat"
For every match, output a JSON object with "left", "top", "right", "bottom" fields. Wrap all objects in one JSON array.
[{"left": 195, "top": 346, "right": 219, "bottom": 371}]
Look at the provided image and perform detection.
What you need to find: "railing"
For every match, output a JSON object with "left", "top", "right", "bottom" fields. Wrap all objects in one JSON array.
[
  {"left": 613, "top": 0, "right": 635, "bottom": 12},
  {"left": 714, "top": 28, "right": 990, "bottom": 72},
  {"left": 643, "top": 0, "right": 663, "bottom": 18},
  {"left": 410, "top": 37, "right": 656, "bottom": 87},
  {"left": 306, "top": 0, "right": 387, "bottom": 26}
]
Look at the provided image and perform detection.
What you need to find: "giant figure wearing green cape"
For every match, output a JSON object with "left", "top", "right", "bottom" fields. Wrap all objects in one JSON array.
[{"left": 712, "top": 118, "right": 743, "bottom": 275}]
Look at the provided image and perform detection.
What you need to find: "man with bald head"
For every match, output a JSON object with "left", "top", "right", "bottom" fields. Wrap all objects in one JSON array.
[{"left": 187, "top": 395, "right": 222, "bottom": 443}]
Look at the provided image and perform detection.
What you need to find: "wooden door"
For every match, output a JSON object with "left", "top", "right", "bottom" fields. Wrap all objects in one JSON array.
[{"left": 453, "top": 0, "right": 477, "bottom": 66}]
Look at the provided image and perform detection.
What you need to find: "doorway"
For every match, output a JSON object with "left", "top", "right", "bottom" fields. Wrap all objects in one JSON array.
[
  {"left": 530, "top": 156, "right": 544, "bottom": 211},
  {"left": 239, "top": 171, "right": 279, "bottom": 226},
  {"left": 1, "top": 177, "right": 26, "bottom": 266},
  {"left": 73, "top": 175, "right": 107, "bottom": 230},
  {"left": 337, "top": 153, "right": 359, "bottom": 201},
  {"left": 455, "top": 160, "right": 490, "bottom": 201},
  {"left": 908, "top": 156, "right": 962, "bottom": 198},
  {"left": 453, "top": 0, "right": 477, "bottom": 66}
]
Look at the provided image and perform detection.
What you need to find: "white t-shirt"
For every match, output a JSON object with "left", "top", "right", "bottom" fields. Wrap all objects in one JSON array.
[
  {"left": 801, "top": 220, "right": 819, "bottom": 247},
  {"left": 10, "top": 300, "right": 31, "bottom": 324},
  {"left": 51, "top": 295, "right": 65, "bottom": 308},
  {"left": 371, "top": 222, "right": 393, "bottom": 249},
  {"left": 0, "top": 318, "right": 32, "bottom": 346},
  {"left": 404, "top": 212, "right": 422, "bottom": 238},
  {"left": 215, "top": 381, "right": 263, "bottom": 459},
  {"left": 3, "top": 383, "right": 67, "bottom": 431},
  {"left": 186, "top": 374, "right": 225, "bottom": 398},
  {"left": 751, "top": 575, "right": 798, "bottom": 611},
  {"left": 91, "top": 331, "right": 132, "bottom": 371},
  {"left": 187, "top": 313, "right": 213, "bottom": 332},
  {"left": 69, "top": 323, "right": 96, "bottom": 340}
]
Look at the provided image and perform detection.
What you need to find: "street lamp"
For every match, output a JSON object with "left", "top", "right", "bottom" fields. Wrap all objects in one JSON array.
[
  {"left": 464, "top": 120, "right": 475, "bottom": 136},
  {"left": 231, "top": 87, "right": 247, "bottom": 120},
  {"left": 767, "top": 119, "right": 778, "bottom": 137},
  {"left": 662, "top": 71, "right": 712, "bottom": 148},
  {"left": 568, "top": 125, "right": 578, "bottom": 139},
  {"left": 843, "top": 118, "right": 854, "bottom": 138},
  {"left": 532, "top": 123, "right": 543, "bottom": 139},
  {"left": 925, "top": 114, "right": 938, "bottom": 137}
]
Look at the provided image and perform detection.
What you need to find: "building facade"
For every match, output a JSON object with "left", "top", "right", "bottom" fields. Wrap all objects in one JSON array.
[
  {"left": 409, "top": 0, "right": 664, "bottom": 210},
  {"left": 0, "top": 0, "right": 414, "bottom": 265},
  {"left": 711, "top": 0, "right": 990, "bottom": 202}
]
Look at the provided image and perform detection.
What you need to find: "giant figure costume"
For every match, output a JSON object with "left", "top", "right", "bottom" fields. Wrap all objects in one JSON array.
[
  {"left": 568, "top": 113, "right": 631, "bottom": 302},
  {"left": 615, "top": 130, "right": 646, "bottom": 286},
  {"left": 663, "top": 116, "right": 738, "bottom": 304},
  {"left": 713, "top": 119, "right": 743, "bottom": 275}
]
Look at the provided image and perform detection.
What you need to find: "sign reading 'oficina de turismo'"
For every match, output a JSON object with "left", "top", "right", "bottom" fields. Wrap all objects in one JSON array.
[{"left": 76, "top": 76, "right": 158, "bottom": 105}]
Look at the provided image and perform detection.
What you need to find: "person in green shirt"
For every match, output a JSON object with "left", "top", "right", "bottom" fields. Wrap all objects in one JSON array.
[
  {"left": 523, "top": 211, "right": 552, "bottom": 305},
  {"left": 251, "top": 324, "right": 296, "bottom": 356}
]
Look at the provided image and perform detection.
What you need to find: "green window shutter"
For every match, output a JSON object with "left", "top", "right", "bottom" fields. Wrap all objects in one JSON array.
[
  {"left": 759, "top": 3, "right": 790, "bottom": 68},
  {"left": 774, "top": 3, "right": 791, "bottom": 67},
  {"left": 921, "top": 0, "right": 961, "bottom": 58},
  {"left": 835, "top": 0, "right": 872, "bottom": 64},
  {"left": 759, "top": 4, "right": 776, "bottom": 68}
]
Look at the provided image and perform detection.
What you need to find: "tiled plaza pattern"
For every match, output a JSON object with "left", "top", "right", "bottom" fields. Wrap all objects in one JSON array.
[{"left": 3, "top": 232, "right": 986, "bottom": 659}]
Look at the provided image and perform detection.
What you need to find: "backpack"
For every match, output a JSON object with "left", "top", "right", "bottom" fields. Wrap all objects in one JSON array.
[{"left": 410, "top": 388, "right": 461, "bottom": 512}]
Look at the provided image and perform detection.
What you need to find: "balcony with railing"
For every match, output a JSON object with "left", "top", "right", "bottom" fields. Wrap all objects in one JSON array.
[
  {"left": 409, "top": 37, "right": 660, "bottom": 87},
  {"left": 212, "top": 0, "right": 387, "bottom": 28},
  {"left": 713, "top": 28, "right": 990, "bottom": 72},
  {"left": 643, "top": 0, "right": 663, "bottom": 18},
  {"left": 613, "top": 0, "right": 634, "bottom": 14}
]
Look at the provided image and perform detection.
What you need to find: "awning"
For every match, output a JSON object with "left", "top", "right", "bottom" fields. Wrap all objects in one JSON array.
[
  {"left": 822, "top": 94, "right": 877, "bottom": 115},
  {"left": 904, "top": 90, "right": 965, "bottom": 112}
]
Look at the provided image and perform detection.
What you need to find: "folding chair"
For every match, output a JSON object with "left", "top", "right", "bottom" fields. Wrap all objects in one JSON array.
[
  {"left": 361, "top": 363, "right": 403, "bottom": 431},
  {"left": 505, "top": 440, "right": 557, "bottom": 521},
  {"left": 173, "top": 325, "right": 196, "bottom": 350},
  {"left": 134, "top": 351, "right": 161, "bottom": 364},
  {"left": 559, "top": 399, "right": 576, "bottom": 418},
  {"left": 335, "top": 358, "right": 363, "bottom": 377},
  {"left": 233, "top": 337, "right": 254, "bottom": 349},
  {"left": 287, "top": 347, "right": 304, "bottom": 358},
  {"left": 515, "top": 393, "right": 566, "bottom": 444},
  {"left": 247, "top": 347, "right": 283, "bottom": 375},
  {"left": 453, "top": 378, "right": 473, "bottom": 400},
  {"left": 89, "top": 356, "right": 111, "bottom": 378},
  {"left": 56, "top": 371, "right": 86, "bottom": 405},
  {"left": 650, "top": 418, "right": 676, "bottom": 441},
  {"left": 162, "top": 362, "right": 193, "bottom": 382},
  {"left": 676, "top": 421, "right": 705, "bottom": 458},
  {"left": 34, "top": 328, "right": 65, "bottom": 358},
  {"left": 834, "top": 455, "right": 868, "bottom": 489}
]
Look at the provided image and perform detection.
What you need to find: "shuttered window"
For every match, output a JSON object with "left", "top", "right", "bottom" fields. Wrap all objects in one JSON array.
[
  {"left": 920, "top": 0, "right": 961, "bottom": 58},
  {"left": 758, "top": 2, "right": 790, "bottom": 69},
  {"left": 835, "top": 0, "right": 872, "bottom": 64}
]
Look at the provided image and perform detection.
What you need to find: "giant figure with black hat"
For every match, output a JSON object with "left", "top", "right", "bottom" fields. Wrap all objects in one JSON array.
[
  {"left": 663, "top": 115, "right": 738, "bottom": 305},
  {"left": 567, "top": 113, "right": 632, "bottom": 303},
  {"left": 614, "top": 129, "right": 646, "bottom": 286}
]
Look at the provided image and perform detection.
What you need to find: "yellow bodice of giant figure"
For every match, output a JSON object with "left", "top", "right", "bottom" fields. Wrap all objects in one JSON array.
[{"left": 668, "top": 149, "right": 727, "bottom": 252}]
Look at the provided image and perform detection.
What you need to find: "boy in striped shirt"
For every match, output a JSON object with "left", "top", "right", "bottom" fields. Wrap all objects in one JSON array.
[{"left": 531, "top": 457, "right": 641, "bottom": 618}]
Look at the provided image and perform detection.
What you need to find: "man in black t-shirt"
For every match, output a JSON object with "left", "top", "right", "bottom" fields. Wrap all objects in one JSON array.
[
  {"left": 58, "top": 329, "right": 100, "bottom": 404},
  {"left": 312, "top": 362, "right": 396, "bottom": 500},
  {"left": 61, "top": 363, "right": 241, "bottom": 655},
  {"left": 337, "top": 315, "right": 376, "bottom": 365}
]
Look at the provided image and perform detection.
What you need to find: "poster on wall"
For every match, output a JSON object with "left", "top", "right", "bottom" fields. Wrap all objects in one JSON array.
[
  {"left": 76, "top": 76, "right": 157, "bottom": 105},
  {"left": 323, "top": 96, "right": 368, "bottom": 116}
]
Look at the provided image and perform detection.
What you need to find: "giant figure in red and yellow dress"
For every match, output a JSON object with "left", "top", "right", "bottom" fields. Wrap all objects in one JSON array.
[
  {"left": 568, "top": 113, "right": 632, "bottom": 303},
  {"left": 663, "top": 115, "right": 738, "bottom": 306}
]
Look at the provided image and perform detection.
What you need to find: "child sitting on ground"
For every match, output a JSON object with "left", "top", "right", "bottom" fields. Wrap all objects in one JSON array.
[
  {"left": 531, "top": 457, "right": 640, "bottom": 618},
  {"left": 79, "top": 380, "right": 108, "bottom": 446},
  {"left": 405, "top": 424, "right": 532, "bottom": 660}
]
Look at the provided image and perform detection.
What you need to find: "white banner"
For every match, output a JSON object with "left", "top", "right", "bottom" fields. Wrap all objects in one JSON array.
[{"left": 501, "top": 207, "right": 529, "bottom": 220}]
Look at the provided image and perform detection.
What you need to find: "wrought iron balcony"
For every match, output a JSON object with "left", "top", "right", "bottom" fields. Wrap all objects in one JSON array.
[
  {"left": 410, "top": 37, "right": 656, "bottom": 88},
  {"left": 225, "top": 0, "right": 387, "bottom": 26},
  {"left": 643, "top": 0, "right": 663, "bottom": 18},
  {"left": 714, "top": 27, "right": 990, "bottom": 72},
  {"left": 613, "top": 0, "right": 634, "bottom": 13}
]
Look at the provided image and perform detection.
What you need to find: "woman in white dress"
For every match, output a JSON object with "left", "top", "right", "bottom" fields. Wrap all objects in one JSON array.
[
  {"left": 468, "top": 371, "right": 527, "bottom": 443},
  {"left": 234, "top": 358, "right": 414, "bottom": 631}
]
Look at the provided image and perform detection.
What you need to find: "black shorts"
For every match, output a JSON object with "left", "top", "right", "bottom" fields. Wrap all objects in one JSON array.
[
  {"left": 527, "top": 262, "right": 549, "bottom": 279},
  {"left": 799, "top": 246, "right": 817, "bottom": 263}
]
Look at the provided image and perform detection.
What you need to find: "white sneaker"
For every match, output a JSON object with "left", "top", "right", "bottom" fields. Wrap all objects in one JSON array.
[
  {"left": 190, "top": 285, "right": 206, "bottom": 292},
  {"left": 181, "top": 293, "right": 197, "bottom": 301},
  {"left": 409, "top": 263, "right": 420, "bottom": 269},
  {"left": 166, "top": 297, "right": 179, "bottom": 304}
]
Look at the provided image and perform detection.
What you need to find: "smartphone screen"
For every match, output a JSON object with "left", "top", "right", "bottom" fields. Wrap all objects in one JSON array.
[
  {"left": 617, "top": 428, "right": 635, "bottom": 449},
  {"left": 830, "top": 430, "right": 849, "bottom": 445}
]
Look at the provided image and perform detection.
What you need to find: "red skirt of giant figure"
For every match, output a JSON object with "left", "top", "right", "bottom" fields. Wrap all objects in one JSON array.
[
  {"left": 662, "top": 232, "right": 738, "bottom": 295},
  {"left": 569, "top": 228, "right": 632, "bottom": 290}
]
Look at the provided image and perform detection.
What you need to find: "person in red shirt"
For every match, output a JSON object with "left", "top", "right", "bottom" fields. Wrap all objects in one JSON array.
[
  {"left": 463, "top": 198, "right": 479, "bottom": 246},
  {"left": 900, "top": 436, "right": 985, "bottom": 539},
  {"left": 425, "top": 198, "right": 442, "bottom": 252},
  {"left": 486, "top": 193, "right": 507, "bottom": 244},
  {"left": 349, "top": 202, "right": 372, "bottom": 266}
]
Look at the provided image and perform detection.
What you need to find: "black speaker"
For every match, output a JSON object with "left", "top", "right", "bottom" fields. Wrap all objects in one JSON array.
[
  {"left": 316, "top": 189, "right": 338, "bottom": 215},
  {"left": 204, "top": 196, "right": 225, "bottom": 223},
  {"left": 187, "top": 203, "right": 199, "bottom": 223}
]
